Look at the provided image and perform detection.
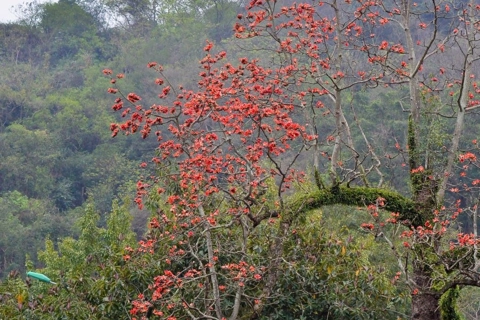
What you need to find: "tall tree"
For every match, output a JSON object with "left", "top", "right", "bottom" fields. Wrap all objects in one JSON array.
[
  {"left": 40, "top": 0, "right": 100, "bottom": 63},
  {"left": 104, "top": 0, "right": 480, "bottom": 319}
]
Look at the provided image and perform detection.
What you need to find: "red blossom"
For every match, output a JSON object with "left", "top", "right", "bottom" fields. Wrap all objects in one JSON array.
[
  {"left": 361, "top": 223, "right": 374, "bottom": 230},
  {"left": 411, "top": 166, "right": 424, "bottom": 173},
  {"left": 459, "top": 152, "right": 477, "bottom": 162},
  {"left": 127, "top": 93, "right": 141, "bottom": 103}
]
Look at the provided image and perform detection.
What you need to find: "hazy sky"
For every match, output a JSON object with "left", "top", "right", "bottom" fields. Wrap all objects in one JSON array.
[{"left": 0, "top": 0, "right": 52, "bottom": 23}]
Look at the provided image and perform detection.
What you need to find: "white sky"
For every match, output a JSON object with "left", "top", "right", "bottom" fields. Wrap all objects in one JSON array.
[{"left": 0, "top": 0, "right": 52, "bottom": 23}]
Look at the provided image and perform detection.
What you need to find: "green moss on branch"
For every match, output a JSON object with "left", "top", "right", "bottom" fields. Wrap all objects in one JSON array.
[{"left": 287, "top": 185, "right": 420, "bottom": 225}]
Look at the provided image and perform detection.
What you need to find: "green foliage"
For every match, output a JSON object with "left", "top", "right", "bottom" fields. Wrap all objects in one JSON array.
[
  {"left": 261, "top": 207, "right": 409, "bottom": 319},
  {"left": 40, "top": 0, "right": 101, "bottom": 63},
  {"left": 0, "top": 124, "right": 59, "bottom": 198},
  {"left": 0, "top": 201, "right": 141, "bottom": 319},
  {"left": 0, "top": 207, "right": 25, "bottom": 276},
  {"left": 0, "top": 271, "right": 30, "bottom": 318},
  {"left": 0, "top": 191, "right": 73, "bottom": 278}
]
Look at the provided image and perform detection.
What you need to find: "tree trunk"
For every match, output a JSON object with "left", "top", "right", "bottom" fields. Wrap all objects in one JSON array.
[
  {"left": 412, "top": 292, "right": 440, "bottom": 320},
  {"left": 411, "top": 266, "right": 441, "bottom": 320}
]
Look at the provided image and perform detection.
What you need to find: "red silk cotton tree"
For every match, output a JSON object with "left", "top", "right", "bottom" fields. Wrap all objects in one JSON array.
[
  {"left": 107, "top": 43, "right": 316, "bottom": 319},
  {"left": 106, "top": 0, "right": 480, "bottom": 318}
]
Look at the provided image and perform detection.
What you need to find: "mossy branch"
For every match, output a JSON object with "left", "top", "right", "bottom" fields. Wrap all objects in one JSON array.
[
  {"left": 440, "top": 286, "right": 464, "bottom": 320},
  {"left": 408, "top": 114, "right": 419, "bottom": 172},
  {"left": 287, "top": 185, "right": 420, "bottom": 225},
  {"left": 314, "top": 168, "right": 325, "bottom": 190}
]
